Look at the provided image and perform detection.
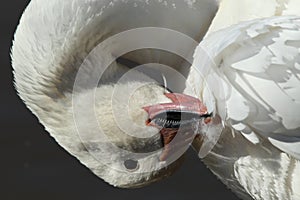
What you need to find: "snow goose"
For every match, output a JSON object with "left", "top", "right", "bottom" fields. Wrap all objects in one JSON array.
[
  {"left": 11, "top": 0, "right": 219, "bottom": 188},
  {"left": 12, "top": 0, "right": 300, "bottom": 199},
  {"left": 146, "top": 1, "right": 300, "bottom": 198}
]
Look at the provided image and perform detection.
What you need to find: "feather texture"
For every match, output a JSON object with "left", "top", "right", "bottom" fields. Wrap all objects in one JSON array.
[
  {"left": 11, "top": 0, "right": 219, "bottom": 188},
  {"left": 188, "top": 16, "right": 300, "bottom": 200},
  {"left": 207, "top": 0, "right": 300, "bottom": 34}
]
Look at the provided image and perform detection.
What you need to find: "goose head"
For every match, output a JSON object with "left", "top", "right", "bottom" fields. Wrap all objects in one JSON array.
[
  {"left": 12, "top": 0, "right": 220, "bottom": 188},
  {"left": 72, "top": 78, "right": 186, "bottom": 188}
]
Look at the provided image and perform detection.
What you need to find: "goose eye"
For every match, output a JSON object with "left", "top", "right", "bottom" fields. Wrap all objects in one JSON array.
[{"left": 124, "top": 159, "right": 139, "bottom": 171}]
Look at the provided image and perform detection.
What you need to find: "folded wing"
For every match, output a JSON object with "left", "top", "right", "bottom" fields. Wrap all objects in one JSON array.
[{"left": 190, "top": 16, "right": 300, "bottom": 160}]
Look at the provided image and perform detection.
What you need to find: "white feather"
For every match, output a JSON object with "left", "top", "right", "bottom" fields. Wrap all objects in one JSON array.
[
  {"left": 207, "top": 0, "right": 300, "bottom": 34},
  {"left": 12, "top": 0, "right": 219, "bottom": 188},
  {"left": 188, "top": 16, "right": 300, "bottom": 200}
]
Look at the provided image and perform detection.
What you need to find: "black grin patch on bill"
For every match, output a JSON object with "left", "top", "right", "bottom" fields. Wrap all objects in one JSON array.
[{"left": 150, "top": 110, "right": 212, "bottom": 129}]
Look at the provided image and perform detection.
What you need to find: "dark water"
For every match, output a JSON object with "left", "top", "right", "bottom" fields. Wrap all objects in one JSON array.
[{"left": 1, "top": 1, "right": 239, "bottom": 199}]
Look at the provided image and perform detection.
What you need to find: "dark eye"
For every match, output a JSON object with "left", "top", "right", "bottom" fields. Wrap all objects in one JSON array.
[{"left": 124, "top": 159, "right": 139, "bottom": 171}]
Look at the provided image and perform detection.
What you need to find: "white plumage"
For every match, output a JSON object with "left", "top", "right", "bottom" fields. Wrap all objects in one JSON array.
[
  {"left": 188, "top": 13, "right": 300, "bottom": 200},
  {"left": 12, "top": 0, "right": 219, "bottom": 188},
  {"left": 11, "top": 0, "right": 300, "bottom": 199},
  {"left": 183, "top": 1, "right": 300, "bottom": 198}
]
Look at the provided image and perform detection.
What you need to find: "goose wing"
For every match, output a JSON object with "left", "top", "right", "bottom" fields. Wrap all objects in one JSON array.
[{"left": 189, "top": 16, "right": 300, "bottom": 159}]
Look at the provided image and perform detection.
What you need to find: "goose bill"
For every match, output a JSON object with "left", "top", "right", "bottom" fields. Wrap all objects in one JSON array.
[{"left": 143, "top": 93, "right": 212, "bottom": 161}]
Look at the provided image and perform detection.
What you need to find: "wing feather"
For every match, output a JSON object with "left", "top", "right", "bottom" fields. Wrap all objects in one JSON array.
[{"left": 190, "top": 16, "right": 300, "bottom": 159}]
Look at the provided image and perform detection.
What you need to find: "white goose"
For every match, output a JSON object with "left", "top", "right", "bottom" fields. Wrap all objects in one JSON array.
[
  {"left": 12, "top": 0, "right": 219, "bottom": 188},
  {"left": 188, "top": 16, "right": 300, "bottom": 200},
  {"left": 12, "top": 0, "right": 300, "bottom": 199},
  {"left": 185, "top": 1, "right": 300, "bottom": 199}
]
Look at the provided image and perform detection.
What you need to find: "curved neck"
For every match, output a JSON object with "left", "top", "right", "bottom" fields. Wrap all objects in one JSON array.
[{"left": 207, "top": 0, "right": 299, "bottom": 34}]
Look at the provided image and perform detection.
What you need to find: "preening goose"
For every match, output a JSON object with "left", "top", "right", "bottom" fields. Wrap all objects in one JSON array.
[
  {"left": 182, "top": 1, "right": 300, "bottom": 199},
  {"left": 184, "top": 16, "right": 300, "bottom": 200},
  {"left": 12, "top": 0, "right": 219, "bottom": 188},
  {"left": 137, "top": 1, "right": 300, "bottom": 199},
  {"left": 12, "top": 0, "right": 300, "bottom": 199}
]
